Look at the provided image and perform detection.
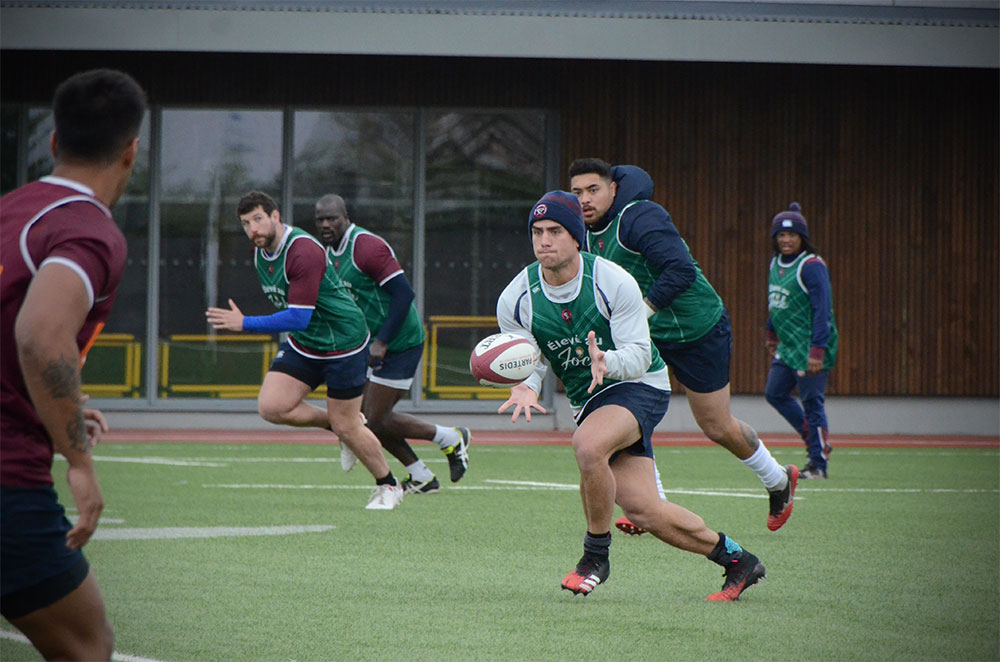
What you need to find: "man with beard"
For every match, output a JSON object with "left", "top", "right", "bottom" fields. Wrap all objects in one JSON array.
[{"left": 206, "top": 191, "right": 403, "bottom": 510}]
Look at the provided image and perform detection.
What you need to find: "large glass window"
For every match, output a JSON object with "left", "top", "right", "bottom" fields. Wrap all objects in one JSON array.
[
  {"left": 423, "top": 111, "right": 546, "bottom": 400},
  {"left": 5, "top": 103, "right": 551, "bottom": 408},
  {"left": 22, "top": 108, "right": 151, "bottom": 398},
  {"left": 292, "top": 111, "right": 415, "bottom": 267},
  {"left": 159, "top": 109, "right": 282, "bottom": 398},
  {"left": 0, "top": 105, "right": 19, "bottom": 195}
]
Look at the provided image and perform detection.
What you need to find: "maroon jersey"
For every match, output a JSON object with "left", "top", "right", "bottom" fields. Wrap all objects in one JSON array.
[{"left": 0, "top": 176, "right": 127, "bottom": 487}]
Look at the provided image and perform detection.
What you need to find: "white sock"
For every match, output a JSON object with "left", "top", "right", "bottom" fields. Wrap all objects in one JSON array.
[
  {"left": 653, "top": 463, "right": 667, "bottom": 502},
  {"left": 432, "top": 425, "right": 459, "bottom": 450},
  {"left": 405, "top": 460, "right": 434, "bottom": 482},
  {"left": 741, "top": 441, "right": 787, "bottom": 491}
]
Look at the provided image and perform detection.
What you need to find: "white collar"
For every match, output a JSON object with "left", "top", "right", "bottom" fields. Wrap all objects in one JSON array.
[{"left": 40, "top": 175, "right": 95, "bottom": 197}]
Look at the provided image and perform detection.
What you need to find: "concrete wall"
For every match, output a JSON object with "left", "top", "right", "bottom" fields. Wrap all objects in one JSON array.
[{"left": 107, "top": 395, "right": 999, "bottom": 436}]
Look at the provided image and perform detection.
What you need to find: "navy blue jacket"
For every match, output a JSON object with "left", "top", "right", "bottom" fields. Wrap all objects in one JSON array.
[{"left": 588, "top": 165, "right": 698, "bottom": 310}]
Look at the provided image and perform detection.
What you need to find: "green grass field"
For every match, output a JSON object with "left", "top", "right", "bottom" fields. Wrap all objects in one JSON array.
[{"left": 2, "top": 441, "right": 998, "bottom": 661}]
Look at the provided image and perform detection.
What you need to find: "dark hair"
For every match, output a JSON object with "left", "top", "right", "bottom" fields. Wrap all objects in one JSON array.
[
  {"left": 237, "top": 191, "right": 279, "bottom": 218},
  {"left": 772, "top": 234, "right": 818, "bottom": 256},
  {"left": 53, "top": 69, "right": 146, "bottom": 164},
  {"left": 568, "top": 157, "right": 612, "bottom": 181}
]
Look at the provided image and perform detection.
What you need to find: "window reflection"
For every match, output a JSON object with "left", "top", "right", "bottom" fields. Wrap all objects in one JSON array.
[
  {"left": 159, "top": 109, "right": 281, "bottom": 397},
  {"left": 0, "top": 105, "right": 18, "bottom": 194},
  {"left": 292, "top": 111, "right": 415, "bottom": 269},
  {"left": 22, "top": 108, "right": 152, "bottom": 397},
  {"left": 423, "top": 111, "right": 546, "bottom": 398},
  {"left": 7, "top": 105, "right": 551, "bottom": 405}
]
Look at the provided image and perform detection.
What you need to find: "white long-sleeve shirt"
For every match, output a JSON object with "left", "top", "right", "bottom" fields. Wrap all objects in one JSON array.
[{"left": 496, "top": 253, "right": 670, "bottom": 414}]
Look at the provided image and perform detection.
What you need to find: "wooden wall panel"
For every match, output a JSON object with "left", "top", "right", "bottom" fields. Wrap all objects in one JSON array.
[{"left": 3, "top": 51, "right": 996, "bottom": 396}]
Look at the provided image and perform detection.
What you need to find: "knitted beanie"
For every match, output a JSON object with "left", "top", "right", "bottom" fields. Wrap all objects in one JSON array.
[
  {"left": 770, "top": 202, "right": 809, "bottom": 240},
  {"left": 529, "top": 191, "right": 586, "bottom": 249}
]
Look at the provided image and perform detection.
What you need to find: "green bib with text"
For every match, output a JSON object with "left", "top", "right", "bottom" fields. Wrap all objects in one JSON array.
[
  {"left": 327, "top": 225, "right": 425, "bottom": 352},
  {"left": 255, "top": 226, "right": 368, "bottom": 353},
  {"left": 587, "top": 201, "right": 724, "bottom": 344}
]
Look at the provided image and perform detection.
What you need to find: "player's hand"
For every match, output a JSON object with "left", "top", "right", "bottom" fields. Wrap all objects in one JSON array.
[
  {"left": 65, "top": 463, "right": 103, "bottom": 550},
  {"left": 807, "top": 356, "right": 823, "bottom": 376},
  {"left": 369, "top": 339, "right": 388, "bottom": 366},
  {"left": 498, "top": 383, "right": 547, "bottom": 423},
  {"left": 205, "top": 299, "right": 245, "bottom": 332},
  {"left": 586, "top": 331, "right": 608, "bottom": 394},
  {"left": 765, "top": 329, "right": 779, "bottom": 356},
  {"left": 80, "top": 395, "right": 108, "bottom": 449}
]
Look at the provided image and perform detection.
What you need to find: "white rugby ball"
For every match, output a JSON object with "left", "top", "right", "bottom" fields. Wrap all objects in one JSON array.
[{"left": 469, "top": 332, "right": 538, "bottom": 387}]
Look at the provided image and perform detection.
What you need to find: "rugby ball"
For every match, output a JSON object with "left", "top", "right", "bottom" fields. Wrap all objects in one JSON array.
[{"left": 469, "top": 333, "right": 538, "bottom": 387}]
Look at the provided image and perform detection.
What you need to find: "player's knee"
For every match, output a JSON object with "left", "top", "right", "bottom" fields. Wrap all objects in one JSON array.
[
  {"left": 764, "top": 389, "right": 785, "bottom": 407},
  {"left": 692, "top": 408, "right": 729, "bottom": 443},
  {"left": 571, "top": 436, "right": 606, "bottom": 471},
  {"left": 256, "top": 400, "right": 286, "bottom": 424},
  {"left": 96, "top": 619, "right": 115, "bottom": 660},
  {"left": 363, "top": 409, "right": 392, "bottom": 438},
  {"left": 52, "top": 619, "right": 114, "bottom": 661},
  {"left": 699, "top": 419, "right": 729, "bottom": 443}
]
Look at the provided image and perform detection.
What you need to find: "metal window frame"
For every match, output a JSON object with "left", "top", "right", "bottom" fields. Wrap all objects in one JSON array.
[{"left": 4, "top": 102, "right": 559, "bottom": 413}]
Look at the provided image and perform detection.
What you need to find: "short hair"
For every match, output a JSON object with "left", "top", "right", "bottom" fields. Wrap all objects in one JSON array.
[
  {"left": 568, "top": 158, "right": 613, "bottom": 181},
  {"left": 237, "top": 191, "right": 279, "bottom": 218},
  {"left": 53, "top": 69, "right": 147, "bottom": 164}
]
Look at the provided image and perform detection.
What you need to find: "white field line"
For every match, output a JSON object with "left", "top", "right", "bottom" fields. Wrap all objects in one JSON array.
[
  {"left": 0, "top": 628, "right": 165, "bottom": 662},
  {"left": 80, "top": 448, "right": 998, "bottom": 468},
  {"left": 202, "top": 481, "right": 998, "bottom": 496},
  {"left": 92, "top": 525, "right": 335, "bottom": 541},
  {"left": 55, "top": 456, "right": 226, "bottom": 467},
  {"left": 67, "top": 456, "right": 448, "bottom": 466}
]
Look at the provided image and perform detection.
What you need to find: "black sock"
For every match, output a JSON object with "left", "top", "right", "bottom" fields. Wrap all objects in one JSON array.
[
  {"left": 375, "top": 472, "right": 396, "bottom": 486},
  {"left": 583, "top": 530, "right": 612, "bottom": 558},
  {"left": 707, "top": 532, "right": 745, "bottom": 566}
]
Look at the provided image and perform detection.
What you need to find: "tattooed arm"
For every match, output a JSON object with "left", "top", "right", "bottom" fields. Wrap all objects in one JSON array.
[{"left": 15, "top": 262, "right": 104, "bottom": 550}]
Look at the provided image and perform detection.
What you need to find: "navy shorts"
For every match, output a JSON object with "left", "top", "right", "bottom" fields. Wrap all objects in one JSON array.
[
  {"left": 655, "top": 308, "right": 732, "bottom": 394},
  {"left": 576, "top": 382, "right": 670, "bottom": 460},
  {"left": 269, "top": 341, "right": 369, "bottom": 400},
  {"left": 1, "top": 486, "right": 90, "bottom": 620},
  {"left": 368, "top": 342, "right": 424, "bottom": 390}
]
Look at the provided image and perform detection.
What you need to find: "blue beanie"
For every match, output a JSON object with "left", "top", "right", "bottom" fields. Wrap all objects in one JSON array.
[
  {"left": 529, "top": 191, "right": 586, "bottom": 249},
  {"left": 770, "top": 202, "right": 809, "bottom": 240}
]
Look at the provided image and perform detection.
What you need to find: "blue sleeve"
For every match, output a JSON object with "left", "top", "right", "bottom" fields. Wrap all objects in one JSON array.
[
  {"left": 242, "top": 307, "right": 313, "bottom": 333},
  {"left": 376, "top": 273, "right": 415, "bottom": 344},
  {"left": 619, "top": 203, "right": 697, "bottom": 310},
  {"left": 801, "top": 258, "right": 833, "bottom": 348}
]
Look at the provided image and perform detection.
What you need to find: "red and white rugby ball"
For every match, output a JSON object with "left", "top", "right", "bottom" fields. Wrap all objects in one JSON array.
[{"left": 469, "top": 332, "right": 538, "bottom": 388}]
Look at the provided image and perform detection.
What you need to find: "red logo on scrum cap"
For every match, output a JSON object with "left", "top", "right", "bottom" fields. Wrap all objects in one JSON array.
[
  {"left": 533, "top": 204, "right": 547, "bottom": 218},
  {"left": 561, "top": 308, "right": 572, "bottom": 322}
]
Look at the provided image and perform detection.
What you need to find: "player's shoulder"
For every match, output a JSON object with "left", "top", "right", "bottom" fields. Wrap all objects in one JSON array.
[
  {"left": 18, "top": 184, "right": 123, "bottom": 249},
  {"left": 353, "top": 229, "right": 393, "bottom": 255},
  {"left": 286, "top": 230, "right": 327, "bottom": 263},
  {"left": 499, "top": 266, "right": 531, "bottom": 297},
  {"left": 621, "top": 198, "right": 669, "bottom": 222},
  {"left": 592, "top": 254, "right": 633, "bottom": 280},
  {"left": 288, "top": 229, "right": 324, "bottom": 250}
]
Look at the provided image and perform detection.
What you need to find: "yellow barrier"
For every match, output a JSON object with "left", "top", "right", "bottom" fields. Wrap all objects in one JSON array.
[
  {"left": 160, "top": 334, "right": 278, "bottom": 398},
  {"left": 82, "top": 333, "right": 142, "bottom": 398},
  {"left": 427, "top": 315, "right": 508, "bottom": 400},
  {"left": 85, "top": 318, "right": 516, "bottom": 401}
]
